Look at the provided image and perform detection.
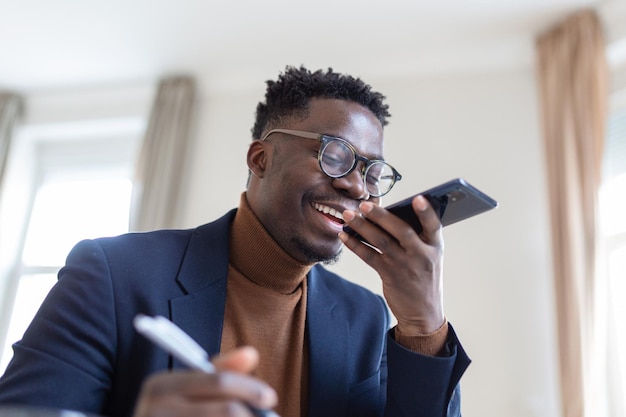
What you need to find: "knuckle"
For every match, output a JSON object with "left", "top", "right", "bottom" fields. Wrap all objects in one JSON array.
[
  {"left": 399, "top": 227, "right": 416, "bottom": 242},
  {"left": 251, "top": 386, "right": 267, "bottom": 405},
  {"left": 421, "top": 260, "right": 436, "bottom": 273},
  {"left": 211, "top": 372, "right": 232, "bottom": 389},
  {"left": 362, "top": 247, "right": 380, "bottom": 263},
  {"left": 375, "top": 237, "right": 391, "bottom": 253}
]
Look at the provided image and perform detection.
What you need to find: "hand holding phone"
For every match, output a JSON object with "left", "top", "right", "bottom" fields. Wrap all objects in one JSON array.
[{"left": 343, "top": 178, "right": 497, "bottom": 242}]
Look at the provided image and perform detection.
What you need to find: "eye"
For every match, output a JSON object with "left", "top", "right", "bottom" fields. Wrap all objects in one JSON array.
[
  {"left": 366, "top": 173, "right": 381, "bottom": 185},
  {"left": 323, "top": 153, "right": 344, "bottom": 165},
  {"left": 365, "top": 166, "right": 383, "bottom": 183},
  {"left": 322, "top": 142, "right": 352, "bottom": 167}
]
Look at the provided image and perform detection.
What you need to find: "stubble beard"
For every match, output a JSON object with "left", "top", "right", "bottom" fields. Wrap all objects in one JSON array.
[{"left": 293, "top": 237, "right": 343, "bottom": 266}]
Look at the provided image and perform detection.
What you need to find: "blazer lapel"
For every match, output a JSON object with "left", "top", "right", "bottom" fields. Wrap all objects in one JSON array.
[
  {"left": 306, "top": 266, "right": 350, "bottom": 417},
  {"left": 164, "top": 210, "right": 352, "bottom": 415},
  {"left": 169, "top": 210, "right": 236, "bottom": 362}
]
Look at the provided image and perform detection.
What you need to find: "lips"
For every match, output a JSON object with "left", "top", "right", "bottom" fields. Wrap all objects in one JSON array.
[{"left": 313, "top": 202, "right": 345, "bottom": 224}]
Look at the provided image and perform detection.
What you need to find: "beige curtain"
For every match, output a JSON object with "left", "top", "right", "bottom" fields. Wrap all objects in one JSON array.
[
  {"left": 130, "top": 76, "right": 196, "bottom": 232},
  {"left": 536, "top": 10, "right": 608, "bottom": 417},
  {"left": 0, "top": 92, "right": 23, "bottom": 357},
  {"left": 0, "top": 93, "right": 24, "bottom": 199}
]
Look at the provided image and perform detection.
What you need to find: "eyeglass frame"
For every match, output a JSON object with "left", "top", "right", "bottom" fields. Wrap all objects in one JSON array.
[{"left": 260, "top": 128, "right": 402, "bottom": 197}]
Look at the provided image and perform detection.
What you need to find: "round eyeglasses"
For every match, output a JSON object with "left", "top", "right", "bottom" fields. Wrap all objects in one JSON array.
[{"left": 260, "top": 128, "right": 402, "bottom": 197}]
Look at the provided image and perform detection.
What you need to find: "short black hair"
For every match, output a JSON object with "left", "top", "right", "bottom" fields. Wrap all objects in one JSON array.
[{"left": 251, "top": 65, "right": 391, "bottom": 139}]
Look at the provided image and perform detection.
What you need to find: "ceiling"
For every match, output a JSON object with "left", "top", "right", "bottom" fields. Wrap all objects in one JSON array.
[{"left": 1, "top": 0, "right": 624, "bottom": 94}]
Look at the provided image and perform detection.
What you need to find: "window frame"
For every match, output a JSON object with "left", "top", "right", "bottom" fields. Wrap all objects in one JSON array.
[
  {"left": 0, "top": 117, "right": 144, "bottom": 371},
  {"left": 599, "top": 72, "right": 626, "bottom": 416}
]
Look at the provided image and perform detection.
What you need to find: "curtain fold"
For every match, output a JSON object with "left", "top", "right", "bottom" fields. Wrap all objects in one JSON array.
[
  {"left": 0, "top": 93, "right": 24, "bottom": 200},
  {"left": 536, "top": 9, "right": 608, "bottom": 417},
  {"left": 130, "top": 76, "right": 196, "bottom": 232},
  {"left": 0, "top": 92, "right": 24, "bottom": 357}
]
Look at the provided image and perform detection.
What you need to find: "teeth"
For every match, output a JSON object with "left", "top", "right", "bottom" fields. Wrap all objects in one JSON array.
[{"left": 314, "top": 203, "right": 344, "bottom": 221}]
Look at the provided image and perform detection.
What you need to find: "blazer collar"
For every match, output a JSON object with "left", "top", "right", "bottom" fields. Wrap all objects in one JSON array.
[
  {"left": 168, "top": 209, "right": 352, "bottom": 415},
  {"left": 175, "top": 209, "right": 236, "bottom": 293},
  {"left": 169, "top": 209, "right": 236, "bottom": 358}
]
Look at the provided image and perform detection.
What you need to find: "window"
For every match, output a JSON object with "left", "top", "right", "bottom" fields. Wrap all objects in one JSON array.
[
  {"left": 600, "top": 89, "right": 626, "bottom": 413},
  {"left": 0, "top": 119, "right": 143, "bottom": 373}
]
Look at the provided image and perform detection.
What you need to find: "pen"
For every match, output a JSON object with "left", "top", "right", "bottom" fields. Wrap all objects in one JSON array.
[{"left": 133, "top": 314, "right": 280, "bottom": 417}]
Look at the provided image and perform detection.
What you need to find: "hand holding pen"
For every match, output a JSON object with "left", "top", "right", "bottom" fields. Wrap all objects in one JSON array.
[{"left": 133, "top": 314, "right": 280, "bottom": 417}]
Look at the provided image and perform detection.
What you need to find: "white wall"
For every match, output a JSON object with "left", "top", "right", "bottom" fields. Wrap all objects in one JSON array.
[
  {"left": 379, "top": 70, "right": 559, "bottom": 417},
  {"left": 179, "top": 67, "right": 561, "bottom": 417}
]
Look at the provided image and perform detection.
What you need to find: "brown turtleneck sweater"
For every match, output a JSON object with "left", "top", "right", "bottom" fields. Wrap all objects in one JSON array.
[{"left": 221, "top": 193, "right": 449, "bottom": 417}]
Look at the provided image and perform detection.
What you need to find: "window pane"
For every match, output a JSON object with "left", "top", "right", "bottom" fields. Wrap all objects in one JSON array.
[
  {"left": 2, "top": 176, "right": 133, "bottom": 373},
  {"left": 605, "top": 105, "right": 626, "bottom": 179},
  {"left": 609, "top": 244, "right": 626, "bottom": 325},
  {"left": 609, "top": 243, "right": 626, "bottom": 404},
  {"left": 599, "top": 173, "right": 626, "bottom": 237},
  {"left": 22, "top": 177, "right": 132, "bottom": 266}
]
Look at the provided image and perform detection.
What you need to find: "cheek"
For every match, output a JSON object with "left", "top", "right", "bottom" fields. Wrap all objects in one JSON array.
[
  {"left": 266, "top": 146, "right": 329, "bottom": 196},
  {"left": 271, "top": 157, "right": 322, "bottom": 186}
]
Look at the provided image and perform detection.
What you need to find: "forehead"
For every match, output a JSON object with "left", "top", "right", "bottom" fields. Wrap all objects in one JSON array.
[{"left": 286, "top": 98, "right": 385, "bottom": 157}]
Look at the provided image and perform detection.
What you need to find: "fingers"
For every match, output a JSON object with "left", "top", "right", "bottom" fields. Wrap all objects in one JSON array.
[
  {"left": 341, "top": 196, "right": 442, "bottom": 254},
  {"left": 340, "top": 195, "right": 446, "bottom": 336},
  {"left": 212, "top": 346, "right": 260, "bottom": 374},
  {"left": 141, "top": 370, "right": 276, "bottom": 406},
  {"left": 410, "top": 196, "right": 443, "bottom": 243},
  {"left": 135, "top": 371, "right": 277, "bottom": 417},
  {"left": 341, "top": 209, "right": 389, "bottom": 256},
  {"left": 140, "top": 400, "right": 254, "bottom": 417},
  {"left": 133, "top": 347, "right": 277, "bottom": 417}
]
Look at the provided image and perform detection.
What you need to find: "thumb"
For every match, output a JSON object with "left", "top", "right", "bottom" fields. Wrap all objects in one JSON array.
[{"left": 212, "top": 346, "right": 260, "bottom": 374}]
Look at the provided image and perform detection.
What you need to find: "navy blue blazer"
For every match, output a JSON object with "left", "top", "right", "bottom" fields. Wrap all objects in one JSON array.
[{"left": 0, "top": 209, "right": 470, "bottom": 417}]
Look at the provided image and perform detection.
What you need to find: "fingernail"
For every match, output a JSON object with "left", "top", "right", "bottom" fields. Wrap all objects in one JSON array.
[
  {"left": 338, "top": 231, "right": 348, "bottom": 242},
  {"left": 416, "top": 195, "right": 428, "bottom": 211},
  {"left": 360, "top": 202, "right": 374, "bottom": 214},
  {"left": 343, "top": 210, "right": 356, "bottom": 222},
  {"left": 261, "top": 387, "right": 278, "bottom": 407}
]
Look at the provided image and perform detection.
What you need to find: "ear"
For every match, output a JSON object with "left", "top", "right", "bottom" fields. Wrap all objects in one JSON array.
[{"left": 247, "top": 140, "right": 268, "bottom": 178}]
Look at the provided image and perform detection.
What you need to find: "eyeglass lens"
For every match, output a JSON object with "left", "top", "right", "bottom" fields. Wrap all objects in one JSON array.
[{"left": 320, "top": 139, "right": 396, "bottom": 196}]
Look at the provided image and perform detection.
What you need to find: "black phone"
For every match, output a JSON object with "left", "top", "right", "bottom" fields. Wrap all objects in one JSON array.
[{"left": 343, "top": 178, "right": 498, "bottom": 241}]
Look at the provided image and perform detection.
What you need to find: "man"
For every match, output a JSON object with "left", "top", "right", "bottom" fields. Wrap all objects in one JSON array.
[{"left": 0, "top": 66, "right": 470, "bottom": 417}]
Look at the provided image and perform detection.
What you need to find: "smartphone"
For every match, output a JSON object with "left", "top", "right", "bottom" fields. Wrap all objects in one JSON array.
[{"left": 343, "top": 178, "right": 498, "bottom": 241}]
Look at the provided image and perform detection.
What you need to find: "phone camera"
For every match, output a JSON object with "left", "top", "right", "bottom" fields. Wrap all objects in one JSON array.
[{"left": 447, "top": 189, "right": 467, "bottom": 202}]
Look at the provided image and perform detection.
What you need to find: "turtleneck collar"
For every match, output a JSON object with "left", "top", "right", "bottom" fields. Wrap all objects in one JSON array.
[{"left": 229, "top": 192, "right": 313, "bottom": 294}]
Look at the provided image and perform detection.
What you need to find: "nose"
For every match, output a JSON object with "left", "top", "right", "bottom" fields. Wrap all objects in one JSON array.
[{"left": 331, "top": 166, "right": 370, "bottom": 200}]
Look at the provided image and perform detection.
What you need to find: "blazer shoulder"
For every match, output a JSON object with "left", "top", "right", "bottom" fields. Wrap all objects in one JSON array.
[
  {"left": 63, "top": 209, "right": 238, "bottom": 289},
  {"left": 87, "top": 208, "right": 238, "bottom": 260}
]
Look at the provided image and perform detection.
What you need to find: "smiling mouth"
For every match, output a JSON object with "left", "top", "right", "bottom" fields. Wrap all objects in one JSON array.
[{"left": 313, "top": 203, "right": 345, "bottom": 224}]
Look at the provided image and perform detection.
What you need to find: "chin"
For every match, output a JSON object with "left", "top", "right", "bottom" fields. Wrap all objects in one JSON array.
[
  {"left": 293, "top": 238, "right": 342, "bottom": 265},
  {"left": 320, "top": 253, "right": 342, "bottom": 266}
]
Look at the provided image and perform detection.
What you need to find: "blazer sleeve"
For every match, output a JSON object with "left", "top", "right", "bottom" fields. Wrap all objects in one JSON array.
[
  {"left": 0, "top": 239, "right": 119, "bottom": 415},
  {"left": 384, "top": 324, "right": 470, "bottom": 417}
]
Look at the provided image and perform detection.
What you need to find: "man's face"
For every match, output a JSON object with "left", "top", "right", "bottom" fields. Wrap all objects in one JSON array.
[{"left": 246, "top": 98, "right": 384, "bottom": 264}]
